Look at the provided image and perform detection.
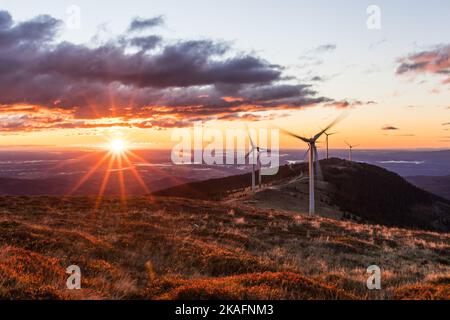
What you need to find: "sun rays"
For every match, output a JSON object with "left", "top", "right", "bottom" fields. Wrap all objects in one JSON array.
[
  {"left": 66, "top": 137, "right": 153, "bottom": 210},
  {"left": 61, "top": 134, "right": 202, "bottom": 210}
]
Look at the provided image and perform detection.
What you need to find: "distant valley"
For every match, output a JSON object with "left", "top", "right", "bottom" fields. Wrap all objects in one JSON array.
[{"left": 406, "top": 175, "right": 450, "bottom": 200}]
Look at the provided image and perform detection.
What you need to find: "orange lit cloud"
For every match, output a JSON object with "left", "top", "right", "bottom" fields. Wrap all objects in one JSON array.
[
  {"left": 397, "top": 45, "right": 450, "bottom": 84},
  {"left": 324, "top": 100, "right": 376, "bottom": 109},
  {"left": 0, "top": 11, "right": 377, "bottom": 132}
]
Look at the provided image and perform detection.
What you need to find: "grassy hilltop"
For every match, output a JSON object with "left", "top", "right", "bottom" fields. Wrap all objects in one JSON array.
[{"left": 0, "top": 196, "right": 448, "bottom": 300}]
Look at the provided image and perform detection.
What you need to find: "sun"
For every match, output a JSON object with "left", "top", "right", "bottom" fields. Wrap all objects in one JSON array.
[
  {"left": 67, "top": 137, "right": 151, "bottom": 210},
  {"left": 109, "top": 139, "right": 127, "bottom": 154}
]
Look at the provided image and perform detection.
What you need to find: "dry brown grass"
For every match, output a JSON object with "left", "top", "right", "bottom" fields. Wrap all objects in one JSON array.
[
  {"left": 147, "top": 272, "right": 356, "bottom": 300},
  {"left": 0, "top": 196, "right": 448, "bottom": 300}
]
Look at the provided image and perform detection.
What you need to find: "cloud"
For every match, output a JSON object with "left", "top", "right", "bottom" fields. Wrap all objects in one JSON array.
[
  {"left": 312, "top": 43, "right": 337, "bottom": 53},
  {"left": 405, "top": 105, "right": 422, "bottom": 109},
  {"left": 325, "top": 100, "right": 376, "bottom": 109},
  {"left": 443, "top": 122, "right": 450, "bottom": 126},
  {"left": 368, "top": 38, "right": 387, "bottom": 50},
  {"left": 0, "top": 11, "right": 348, "bottom": 131},
  {"left": 396, "top": 45, "right": 450, "bottom": 84},
  {"left": 382, "top": 125, "right": 399, "bottom": 130},
  {"left": 0, "top": 11, "right": 13, "bottom": 29},
  {"left": 297, "top": 43, "right": 337, "bottom": 68},
  {"left": 128, "top": 16, "right": 164, "bottom": 32},
  {"left": 364, "top": 64, "right": 381, "bottom": 74},
  {"left": 0, "top": 106, "right": 73, "bottom": 132},
  {"left": 128, "top": 35, "right": 162, "bottom": 51}
]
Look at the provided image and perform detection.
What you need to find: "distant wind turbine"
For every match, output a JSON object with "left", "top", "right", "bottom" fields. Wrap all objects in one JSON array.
[
  {"left": 324, "top": 131, "right": 337, "bottom": 159},
  {"left": 345, "top": 141, "right": 359, "bottom": 161},
  {"left": 246, "top": 129, "right": 270, "bottom": 192},
  {"left": 281, "top": 113, "right": 346, "bottom": 215}
]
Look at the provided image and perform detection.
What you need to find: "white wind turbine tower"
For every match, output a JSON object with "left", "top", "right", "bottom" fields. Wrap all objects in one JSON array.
[
  {"left": 345, "top": 141, "right": 358, "bottom": 161},
  {"left": 246, "top": 130, "right": 270, "bottom": 192},
  {"left": 281, "top": 114, "right": 346, "bottom": 215},
  {"left": 324, "top": 131, "right": 337, "bottom": 160}
]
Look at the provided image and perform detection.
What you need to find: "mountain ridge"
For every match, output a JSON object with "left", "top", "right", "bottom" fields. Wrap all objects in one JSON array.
[{"left": 154, "top": 158, "right": 450, "bottom": 232}]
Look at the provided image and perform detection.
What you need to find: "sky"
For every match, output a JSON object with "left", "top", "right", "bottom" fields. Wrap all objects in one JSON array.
[{"left": 0, "top": 0, "right": 449, "bottom": 149}]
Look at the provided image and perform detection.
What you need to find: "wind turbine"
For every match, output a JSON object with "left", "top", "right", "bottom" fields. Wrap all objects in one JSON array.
[
  {"left": 281, "top": 113, "right": 346, "bottom": 215},
  {"left": 246, "top": 130, "right": 270, "bottom": 192},
  {"left": 324, "top": 132, "right": 337, "bottom": 159},
  {"left": 345, "top": 141, "right": 359, "bottom": 161}
]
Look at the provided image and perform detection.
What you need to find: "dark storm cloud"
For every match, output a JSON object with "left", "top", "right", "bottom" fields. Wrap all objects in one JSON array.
[
  {"left": 0, "top": 11, "right": 350, "bottom": 130},
  {"left": 33, "top": 40, "right": 281, "bottom": 88},
  {"left": 128, "top": 35, "right": 162, "bottom": 51},
  {"left": 128, "top": 16, "right": 164, "bottom": 32},
  {"left": 0, "top": 11, "right": 13, "bottom": 29},
  {"left": 396, "top": 45, "right": 450, "bottom": 84},
  {"left": 0, "top": 12, "right": 60, "bottom": 47}
]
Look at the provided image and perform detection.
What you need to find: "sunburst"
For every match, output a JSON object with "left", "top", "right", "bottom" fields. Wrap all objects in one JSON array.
[
  {"left": 65, "top": 137, "right": 152, "bottom": 209},
  {"left": 109, "top": 139, "right": 127, "bottom": 154}
]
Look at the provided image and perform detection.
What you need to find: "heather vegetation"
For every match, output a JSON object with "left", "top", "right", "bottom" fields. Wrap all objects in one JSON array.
[{"left": 0, "top": 196, "right": 448, "bottom": 300}]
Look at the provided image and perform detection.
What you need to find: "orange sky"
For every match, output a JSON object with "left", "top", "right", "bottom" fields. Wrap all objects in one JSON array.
[
  {"left": 1, "top": 105, "right": 448, "bottom": 150},
  {"left": 0, "top": 5, "right": 449, "bottom": 151}
]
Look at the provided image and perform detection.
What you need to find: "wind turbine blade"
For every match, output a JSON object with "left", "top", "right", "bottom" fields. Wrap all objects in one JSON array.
[
  {"left": 313, "top": 146, "right": 324, "bottom": 182},
  {"left": 245, "top": 148, "right": 254, "bottom": 159},
  {"left": 313, "top": 112, "right": 348, "bottom": 141},
  {"left": 279, "top": 128, "right": 309, "bottom": 143},
  {"left": 302, "top": 147, "right": 310, "bottom": 161},
  {"left": 246, "top": 125, "right": 256, "bottom": 148},
  {"left": 345, "top": 141, "right": 351, "bottom": 147}
]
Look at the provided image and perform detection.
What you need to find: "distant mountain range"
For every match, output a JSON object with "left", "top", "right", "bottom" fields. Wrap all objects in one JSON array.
[
  {"left": 1, "top": 152, "right": 449, "bottom": 231},
  {"left": 406, "top": 175, "right": 450, "bottom": 200},
  {"left": 0, "top": 174, "right": 195, "bottom": 196}
]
